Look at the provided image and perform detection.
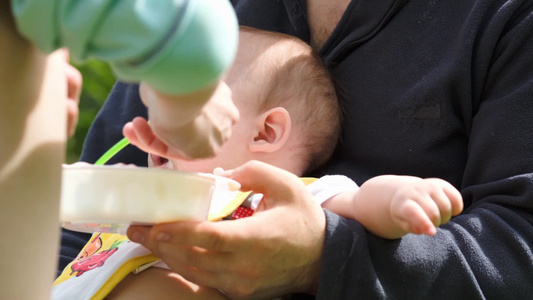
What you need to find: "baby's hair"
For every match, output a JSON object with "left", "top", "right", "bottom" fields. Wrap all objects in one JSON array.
[{"left": 241, "top": 27, "right": 341, "bottom": 174}]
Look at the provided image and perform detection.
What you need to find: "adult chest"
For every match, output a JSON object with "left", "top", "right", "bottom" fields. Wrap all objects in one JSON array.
[
  {"left": 306, "top": 0, "right": 351, "bottom": 50},
  {"left": 322, "top": 0, "right": 480, "bottom": 186},
  {"left": 233, "top": 0, "right": 474, "bottom": 184}
]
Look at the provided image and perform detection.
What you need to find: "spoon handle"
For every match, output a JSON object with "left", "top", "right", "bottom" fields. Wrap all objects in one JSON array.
[{"left": 94, "top": 137, "right": 130, "bottom": 165}]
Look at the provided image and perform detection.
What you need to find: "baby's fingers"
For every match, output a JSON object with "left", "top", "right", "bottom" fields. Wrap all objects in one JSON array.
[
  {"left": 392, "top": 200, "right": 437, "bottom": 236},
  {"left": 425, "top": 179, "right": 463, "bottom": 225},
  {"left": 442, "top": 183, "right": 463, "bottom": 217}
]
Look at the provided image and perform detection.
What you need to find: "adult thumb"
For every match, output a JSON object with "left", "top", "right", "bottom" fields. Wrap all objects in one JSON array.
[{"left": 227, "top": 160, "right": 309, "bottom": 208}]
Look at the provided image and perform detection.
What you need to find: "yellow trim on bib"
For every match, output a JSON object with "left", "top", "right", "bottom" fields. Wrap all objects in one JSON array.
[
  {"left": 206, "top": 178, "right": 316, "bottom": 222},
  {"left": 91, "top": 253, "right": 159, "bottom": 300}
]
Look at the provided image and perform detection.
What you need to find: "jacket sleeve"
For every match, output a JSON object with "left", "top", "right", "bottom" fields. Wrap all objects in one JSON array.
[
  {"left": 11, "top": 0, "right": 238, "bottom": 94},
  {"left": 317, "top": 2, "right": 533, "bottom": 299}
]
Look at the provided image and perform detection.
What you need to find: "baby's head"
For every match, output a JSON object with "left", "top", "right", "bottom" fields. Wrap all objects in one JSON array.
[{"left": 150, "top": 27, "right": 340, "bottom": 176}]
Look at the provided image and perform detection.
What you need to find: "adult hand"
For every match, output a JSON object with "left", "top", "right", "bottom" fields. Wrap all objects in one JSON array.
[
  {"left": 60, "top": 49, "right": 82, "bottom": 138},
  {"left": 123, "top": 81, "right": 238, "bottom": 160},
  {"left": 127, "top": 161, "right": 326, "bottom": 299}
]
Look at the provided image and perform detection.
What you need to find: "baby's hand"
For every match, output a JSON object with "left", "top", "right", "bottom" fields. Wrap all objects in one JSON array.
[{"left": 390, "top": 178, "right": 463, "bottom": 236}]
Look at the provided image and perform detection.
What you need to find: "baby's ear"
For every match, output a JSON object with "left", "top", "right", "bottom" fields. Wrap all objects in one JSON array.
[{"left": 249, "top": 107, "right": 291, "bottom": 153}]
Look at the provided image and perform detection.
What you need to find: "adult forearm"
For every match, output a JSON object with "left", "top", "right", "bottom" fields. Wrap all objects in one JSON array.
[
  {"left": 318, "top": 206, "right": 533, "bottom": 299},
  {"left": 0, "top": 9, "right": 65, "bottom": 298}
]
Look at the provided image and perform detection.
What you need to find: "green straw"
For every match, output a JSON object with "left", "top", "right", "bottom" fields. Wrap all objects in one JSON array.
[{"left": 94, "top": 137, "right": 130, "bottom": 165}]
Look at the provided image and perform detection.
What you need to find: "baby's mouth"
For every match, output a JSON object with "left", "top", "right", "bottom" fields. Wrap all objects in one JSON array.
[{"left": 150, "top": 154, "right": 173, "bottom": 169}]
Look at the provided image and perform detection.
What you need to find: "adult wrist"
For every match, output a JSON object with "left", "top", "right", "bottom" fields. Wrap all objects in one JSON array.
[{"left": 139, "top": 80, "right": 218, "bottom": 128}]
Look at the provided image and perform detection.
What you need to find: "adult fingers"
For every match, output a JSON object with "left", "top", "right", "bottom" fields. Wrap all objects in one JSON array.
[
  {"left": 66, "top": 98, "right": 79, "bottom": 138},
  {"left": 62, "top": 49, "right": 82, "bottom": 137},
  {"left": 65, "top": 60, "right": 82, "bottom": 103},
  {"left": 225, "top": 160, "right": 309, "bottom": 208},
  {"left": 128, "top": 219, "right": 248, "bottom": 253},
  {"left": 123, "top": 117, "right": 152, "bottom": 146},
  {"left": 127, "top": 220, "right": 263, "bottom": 287},
  {"left": 138, "top": 80, "right": 238, "bottom": 160},
  {"left": 123, "top": 117, "right": 187, "bottom": 159},
  {"left": 129, "top": 117, "right": 161, "bottom": 150},
  {"left": 122, "top": 121, "right": 140, "bottom": 145}
]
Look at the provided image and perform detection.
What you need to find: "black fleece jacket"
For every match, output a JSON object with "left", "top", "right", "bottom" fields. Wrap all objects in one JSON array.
[{"left": 62, "top": 0, "right": 533, "bottom": 298}]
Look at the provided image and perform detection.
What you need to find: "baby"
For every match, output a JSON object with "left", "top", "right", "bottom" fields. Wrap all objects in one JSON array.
[
  {"left": 138, "top": 26, "right": 462, "bottom": 238},
  {"left": 55, "top": 27, "right": 463, "bottom": 299}
]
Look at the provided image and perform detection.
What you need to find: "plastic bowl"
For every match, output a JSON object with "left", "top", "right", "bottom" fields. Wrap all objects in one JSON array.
[{"left": 60, "top": 165, "right": 217, "bottom": 234}]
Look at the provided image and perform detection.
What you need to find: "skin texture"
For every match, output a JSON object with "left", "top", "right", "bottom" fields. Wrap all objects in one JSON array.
[
  {"left": 323, "top": 175, "right": 463, "bottom": 239},
  {"left": 62, "top": 0, "right": 533, "bottom": 298},
  {"left": 124, "top": 80, "right": 238, "bottom": 161},
  {"left": 130, "top": 80, "right": 239, "bottom": 160},
  {"left": 115, "top": 28, "right": 331, "bottom": 299},
  {"left": 127, "top": 161, "right": 326, "bottom": 299},
  {"left": 1, "top": 7, "right": 73, "bottom": 298},
  {"left": 306, "top": 0, "right": 351, "bottom": 50},
  {"left": 119, "top": 3, "right": 350, "bottom": 295},
  {"left": 106, "top": 2, "right": 359, "bottom": 298},
  {"left": 62, "top": 49, "right": 82, "bottom": 138},
  {"left": 107, "top": 268, "right": 228, "bottom": 300},
  {"left": 119, "top": 168, "right": 462, "bottom": 299},
  {"left": 121, "top": 14, "right": 463, "bottom": 298},
  {"left": 124, "top": 28, "right": 314, "bottom": 176}
]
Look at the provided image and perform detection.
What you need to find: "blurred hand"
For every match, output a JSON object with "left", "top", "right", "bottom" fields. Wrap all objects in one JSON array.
[
  {"left": 60, "top": 49, "right": 82, "bottom": 138},
  {"left": 124, "top": 81, "right": 238, "bottom": 160},
  {"left": 127, "top": 161, "right": 326, "bottom": 299}
]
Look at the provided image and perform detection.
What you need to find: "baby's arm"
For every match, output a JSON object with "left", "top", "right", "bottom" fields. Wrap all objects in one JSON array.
[
  {"left": 323, "top": 175, "right": 463, "bottom": 239},
  {"left": 107, "top": 268, "right": 228, "bottom": 300}
]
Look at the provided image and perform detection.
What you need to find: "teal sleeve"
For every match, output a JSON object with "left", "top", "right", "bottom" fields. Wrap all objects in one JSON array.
[{"left": 11, "top": 0, "right": 238, "bottom": 95}]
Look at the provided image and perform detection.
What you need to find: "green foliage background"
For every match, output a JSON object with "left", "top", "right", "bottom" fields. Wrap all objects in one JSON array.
[{"left": 66, "top": 60, "right": 116, "bottom": 163}]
